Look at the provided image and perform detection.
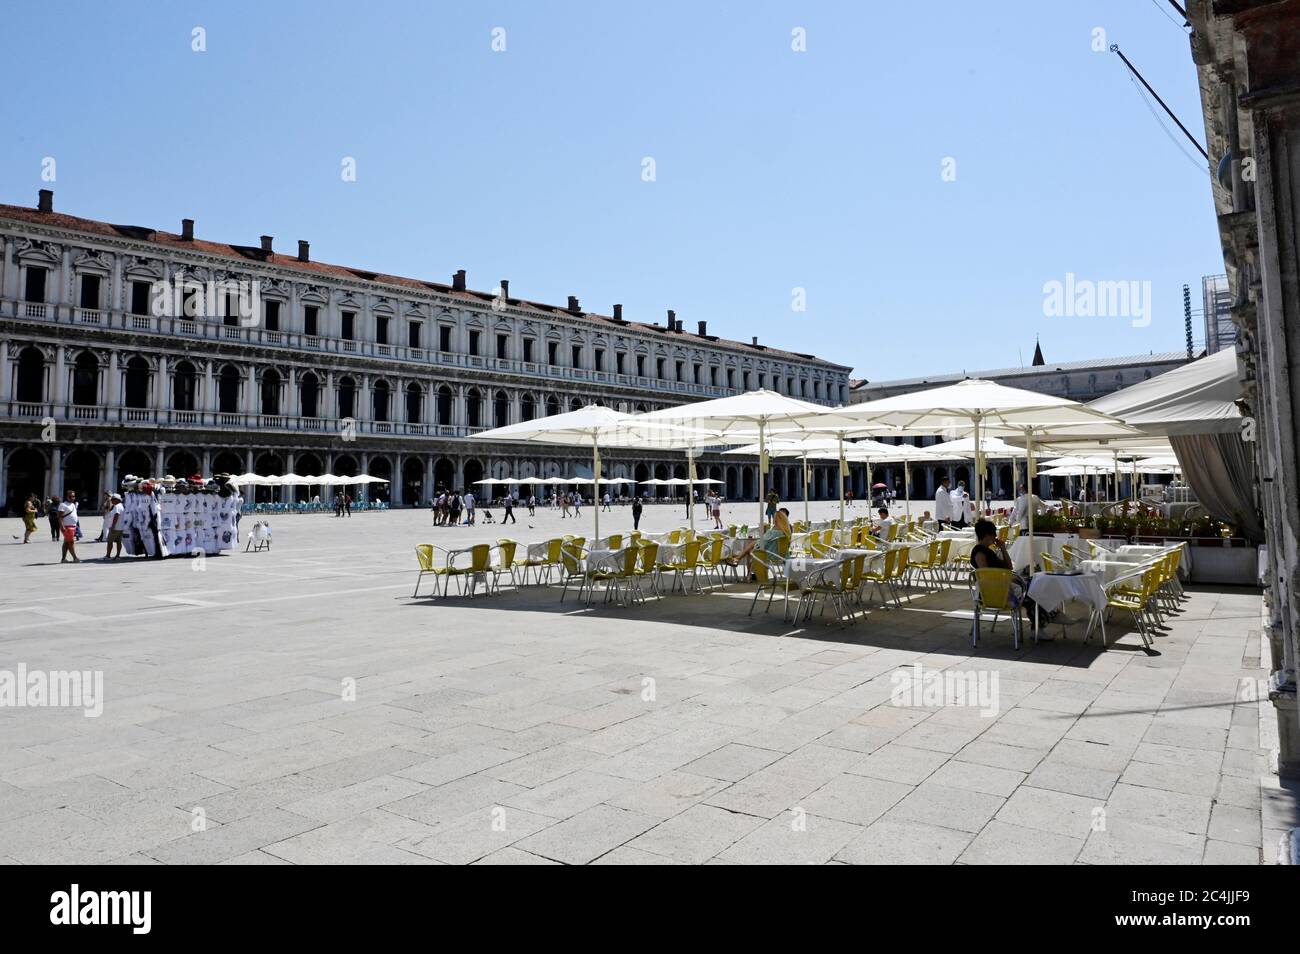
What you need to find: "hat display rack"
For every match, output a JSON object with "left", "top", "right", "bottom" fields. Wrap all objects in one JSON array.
[{"left": 115, "top": 472, "right": 244, "bottom": 559}]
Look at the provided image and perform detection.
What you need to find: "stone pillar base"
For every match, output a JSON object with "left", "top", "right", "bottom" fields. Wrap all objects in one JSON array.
[{"left": 1269, "top": 672, "right": 1300, "bottom": 779}]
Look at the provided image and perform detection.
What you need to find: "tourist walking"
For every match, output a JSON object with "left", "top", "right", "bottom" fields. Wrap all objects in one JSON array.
[
  {"left": 344, "top": 494, "right": 353, "bottom": 517},
  {"left": 631, "top": 495, "right": 643, "bottom": 531},
  {"left": 572, "top": 492, "right": 582, "bottom": 517},
  {"left": 709, "top": 491, "right": 723, "bottom": 529},
  {"left": 58, "top": 491, "right": 81, "bottom": 563},
  {"left": 502, "top": 494, "right": 516, "bottom": 524},
  {"left": 104, "top": 493, "right": 125, "bottom": 559},
  {"left": 602, "top": 492, "right": 612, "bottom": 513},
  {"left": 463, "top": 490, "right": 476, "bottom": 526},
  {"left": 46, "top": 496, "right": 61, "bottom": 541},
  {"left": 527, "top": 494, "right": 536, "bottom": 516},
  {"left": 95, "top": 492, "right": 111, "bottom": 541},
  {"left": 561, "top": 493, "right": 571, "bottom": 519},
  {"left": 15, "top": 494, "right": 38, "bottom": 543},
  {"left": 765, "top": 489, "right": 779, "bottom": 522}
]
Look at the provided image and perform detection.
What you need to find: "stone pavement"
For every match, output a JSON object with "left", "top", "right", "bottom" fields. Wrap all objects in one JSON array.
[{"left": 0, "top": 500, "right": 1294, "bottom": 864}]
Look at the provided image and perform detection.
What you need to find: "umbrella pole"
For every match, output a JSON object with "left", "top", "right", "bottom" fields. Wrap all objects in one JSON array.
[
  {"left": 687, "top": 451, "right": 695, "bottom": 535},
  {"left": 1026, "top": 431, "right": 1035, "bottom": 545},
  {"left": 972, "top": 415, "right": 982, "bottom": 518},
  {"left": 905, "top": 461, "right": 911, "bottom": 520},
  {"left": 592, "top": 438, "right": 600, "bottom": 540},
  {"left": 837, "top": 435, "right": 845, "bottom": 528},
  {"left": 757, "top": 422, "right": 767, "bottom": 530},
  {"left": 802, "top": 452, "right": 810, "bottom": 525}
]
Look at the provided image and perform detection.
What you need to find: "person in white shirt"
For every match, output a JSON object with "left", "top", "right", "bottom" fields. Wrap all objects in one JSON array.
[
  {"left": 950, "top": 481, "right": 970, "bottom": 529},
  {"left": 1011, "top": 485, "right": 1044, "bottom": 531},
  {"left": 873, "top": 506, "right": 895, "bottom": 540},
  {"left": 57, "top": 490, "right": 80, "bottom": 563},
  {"left": 463, "top": 491, "right": 476, "bottom": 526},
  {"left": 934, "top": 477, "right": 953, "bottom": 528},
  {"left": 104, "top": 493, "right": 125, "bottom": 559}
]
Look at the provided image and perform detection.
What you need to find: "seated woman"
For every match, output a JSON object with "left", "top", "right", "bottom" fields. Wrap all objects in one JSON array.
[
  {"left": 728, "top": 508, "right": 792, "bottom": 574},
  {"left": 969, "top": 518, "right": 1054, "bottom": 622}
]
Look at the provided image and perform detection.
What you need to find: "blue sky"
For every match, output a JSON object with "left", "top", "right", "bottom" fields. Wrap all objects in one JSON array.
[{"left": 1, "top": 0, "right": 1223, "bottom": 380}]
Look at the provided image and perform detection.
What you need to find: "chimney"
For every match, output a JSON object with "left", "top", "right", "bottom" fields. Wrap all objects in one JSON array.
[
  {"left": 499, "top": 279, "right": 509, "bottom": 299},
  {"left": 37, "top": 189, "right": 53, "bottom": 213},
  {"left": 752, "top": 336, "right": 759, "bottom": 346},
  {"left": 667, "top": 309, "right": 676, "bottom": 330},
  {"left": 181, "top": 218, "right": 194, "bottom": 241},
  {"left": 613, "top": 303, "right": 623, "bottom": 321},
  {"left": 452, "top": 269, "right": 466, "bottom": 291},
  {"left": 260, "top": 235, "right": 274, "bottom": 253},
  {"left": 697, "top": 320, "right": 708, "bottom": 336},
  {"left": 567, "top": 295, "right": 581, "bottom": 312},
  {"left": 297, "top": 240, "right": 310, "bottom": 262}
]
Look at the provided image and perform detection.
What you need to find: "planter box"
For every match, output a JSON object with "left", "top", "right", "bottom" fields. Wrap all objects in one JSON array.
[{"left": 1190, "top": 545, "right": 1261, "bottom": 586}]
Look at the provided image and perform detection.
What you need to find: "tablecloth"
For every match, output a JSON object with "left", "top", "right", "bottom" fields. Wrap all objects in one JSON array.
[{"left": 1027, "top": 571, "right": 1107, "bottom": 614}]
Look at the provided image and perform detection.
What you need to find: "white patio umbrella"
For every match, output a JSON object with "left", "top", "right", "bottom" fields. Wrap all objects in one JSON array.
[
  {"left": 473, "top": 404, "right": 715, "bottom": 538},
  {"left": 824, "top": 380, "right": 1136, "bottom": 543},
  {"left": 639, "top": 390, "right": 832, "bottom": 530}
]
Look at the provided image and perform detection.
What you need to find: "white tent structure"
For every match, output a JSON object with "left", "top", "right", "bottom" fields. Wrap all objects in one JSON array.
[{"left": 1089, "top": 347, "right": 1242, "bottom": 436}]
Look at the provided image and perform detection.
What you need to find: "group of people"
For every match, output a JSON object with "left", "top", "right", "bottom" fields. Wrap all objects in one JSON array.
[
  {"left": 13, "top": 490, "right": 130, "bottom": 562},
  {"left": 933, "top": 477, "right": 976, "bottom": 529},
  {"left": 332, "top": 492, "right": 353, "bottom": 517}
]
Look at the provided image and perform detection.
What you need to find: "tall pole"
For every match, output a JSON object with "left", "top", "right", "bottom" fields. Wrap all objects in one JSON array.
[
  {"left": 972, "top": 415, "right": 982, "bottom": 521},
  {"left": 837, "top": 434, "right": 846, "bottom": 528},
  {"left": 757, "top": 422, "right": 767, "bottom": 530},
  {"left": 592, "top": 436, "right": 600, "bottom": 540},
  {"left": 686, "top": 450, "right": 695, "bottom": 534},
  {"left": 802, "top": 452, "right": 810, "bottom": 524}
]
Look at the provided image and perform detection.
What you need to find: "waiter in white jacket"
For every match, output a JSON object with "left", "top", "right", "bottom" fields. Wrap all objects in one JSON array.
[
  {"left": 934, "top": 476, "right": 953, "bottom": 528},
  {"left": 1011, "top": 485, "right": 1044, "bottom": 531}
]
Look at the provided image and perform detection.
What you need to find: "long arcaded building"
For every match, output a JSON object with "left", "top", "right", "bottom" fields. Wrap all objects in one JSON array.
[{"left": 0, "top": 191, "right": 852, "bottom": 512}]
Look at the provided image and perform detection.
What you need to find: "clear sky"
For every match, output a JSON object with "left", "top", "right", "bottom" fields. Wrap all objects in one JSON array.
[{"left": 1, "top": 0, "right": 1223, "bottom": 381}]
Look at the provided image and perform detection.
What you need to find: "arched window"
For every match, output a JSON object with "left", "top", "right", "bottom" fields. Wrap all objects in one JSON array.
[
  {"left": 124, "top": 356, "right": 150, "bottom": 409},
  {"left": 373, "top": 380, "right": 391, "bottom": 422},
  {"left": 437, "top": 385, "right": 452, "bottom": 425},
  {"left": 493, "top": 390, "right": 509, "bottom": 429},
  {"left": 16, "top": 347, "right": 44, "bottom": 403},
  {"left": 337, "top": 376, "right": 357, "bottom": 419},
  {"left": 173, "top": 360, "right": 198, "bottom": 411},
  {"left": 467, "top": 388, "right": 482, "bottom": 428},
  {"left": 260, "top": 369, "right": 281, "bottom": 416},
  {"left": 569, "top": 398, "right": 582, "bottom": 413},
  {"left": 300, "top": 372, "right": 320, "bottom": 418},
  {"left": 546, "top": 395, "right": 560, "bottom": 417},
  {"left": 72, "top": 352, "right": 98, "bottom": 406},
  {"left": 219, "top": 365, "right": 241, "bottom": 413},
  {"left": 521, "top": 393, "right": 536, "bottom": 421},
  {"left": 405, "top": 382, "right": 421, "bottom": 424}
]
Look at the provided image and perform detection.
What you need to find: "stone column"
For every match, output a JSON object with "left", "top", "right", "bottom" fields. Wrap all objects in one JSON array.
[
  {"left": 53, "top": 346, "right": 67, "bottom": 409},
  {"left": 0, "top": 341, "right": 11, "bottom": 403},
  {"left": 104, "top": 448, "right": 116, "bottom": 491},
  {"left": 204, "top": 360, "right": 215, "bottom": 415},
  {"left": 154, "top": 447, "right": 164, "bottom": 477},
  {"left": 107, "top": 351, "right": 120, "bottom": 411},
  {"left": 50, "top": 447, "right": 63, "bottom": 498}
]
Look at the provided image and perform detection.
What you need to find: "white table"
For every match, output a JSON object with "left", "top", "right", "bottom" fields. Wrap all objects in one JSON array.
[{"left": 1028, "top": 571, "right": 1107, "bottom": 614}]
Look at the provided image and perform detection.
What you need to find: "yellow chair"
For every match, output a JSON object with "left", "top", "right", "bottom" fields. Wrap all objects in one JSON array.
[
  {"left": 444, "top": 543, "right": 494, "bottom": 598},
  {"left": 413, "top": 544, "right": 451, "bottom": 597},
  {"left": 698, "top": 536, "right": 727, "bottom": 588},
  {"left": 1041, "top": 552, "right": 1061, "bottom": 573},
  {"left": 1060, "top": 543, "right": 1082, "bottom": 568},
  {"left": 632, "top": 540, "right": 661, "bottom": 599},
  {"left": 1098, "top": 565, "right": 1160, "bottom": 649},
  {"left": 749, "top": 549, "right": 797, "bottom": 616},
  {"left": 802, "top": 554, "right": 866, "bottom": 623},
  {"left": 907, "top": 540, "right": 943, "bottom": 588},
  {"left": 971, "top": 568, "right": 1023, "bottom": 650},
  {"left": 558, "top": 542, "right": 595, "bottom": 603},
  {"left": 996, "top": 525, "right": 1009, "bottom": 545},
  {"left": 664, "top": 539, "right": 703, "bottom": 594},
  {"left": 588, "top": 546, "right": 640, "bottom": 606},
  {"left": 493, "top": 538, "right": 520, "bottom": 591},
  {"left": 605, "top": 534, "right": 624, "bottom": 550}
]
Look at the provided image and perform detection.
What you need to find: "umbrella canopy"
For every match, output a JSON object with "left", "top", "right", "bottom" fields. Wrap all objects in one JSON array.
[
  {"left": 640, "top": 390, "right": 835, "bottom": 526},
  {"left": 314, "top": 473, "right": 342, "bottom": 485},
  {"left": 475, "top": 404, "right": 715, "bottom": 536},
  {"left": 925, "top": 435, "right": 1029, "bottom": 459}
]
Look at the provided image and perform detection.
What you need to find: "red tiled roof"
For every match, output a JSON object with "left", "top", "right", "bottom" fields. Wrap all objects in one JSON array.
[{"left": 0, "top": 202, "right": 847, "bottom": 368}]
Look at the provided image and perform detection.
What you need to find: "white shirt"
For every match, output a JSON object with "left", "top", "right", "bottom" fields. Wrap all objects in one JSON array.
[
  {"left": 58, "top": 501, "right": 79, "bottom": 527},
  {"left": 464, "top": 493, "right": 475, "bottom": 509},
  {"left": 107, "top": 502, "right": 125, "bottom": 529},
  {"left": 950, "top": 488, "right": 968, "bottom": 519},
  {"left": 934, "top": 486, "right": 953, "bottom": 520},
  {"left": 1012, "top": 493, "right": 1043, "bottom": 528},
  {"left": 876, "top": 517, "right": 894, "bottom": 538}
]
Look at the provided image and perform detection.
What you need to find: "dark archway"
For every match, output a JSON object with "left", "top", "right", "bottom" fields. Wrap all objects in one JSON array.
[
  {"left": 434, "top": 458, "right": 455, "bottom": 494},
  {"left": 337, "top": 377, "right": 357, "bottom": 420},
  {"left": 62, "top": 448, "right": 101, "bottom": 508},
  {"left": 334, "top": 455, "right": 358, "bottom": 478},
  {"left": 368, "top": 457, "right": 392, "bottom": 501},
  {"left": 166, "top": 451, "right": 200, "bottom": 479},
  {"left": 493, "top": 391, "right": 508, "bottom": 429},
  {"left": 212, "top": 451, "right": 243, "bottom": 476},
  {"left": 741, "top": 467, "right": 755, "bottom": 500},
  {"left": 467, "top": 388, "right": 482, "bottom": 428},
  {"left": 436, "top": 386, "right": 452, "bottom": 425},
  {"left": 402, "top": 458, "right": 424, "bottom": 506},
  {"left": 463, "top": 458, "right": 484, "bottom": 493},
  {"left": 116, "top": 449, "right": 152, "bottom": 485},
  {"left": 5, "top": 447, "right": 47, "bottom": 515},
  {"left": 372, "top": 380, "right": 392, "bottom": 423},
  {"left": 405, "top": 383, "right": 422, "bottom": 425}
]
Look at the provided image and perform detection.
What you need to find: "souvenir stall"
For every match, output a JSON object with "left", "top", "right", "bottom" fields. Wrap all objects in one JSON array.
[{"left": 118, "top": 474, "right": 243, "bottom": 558}]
